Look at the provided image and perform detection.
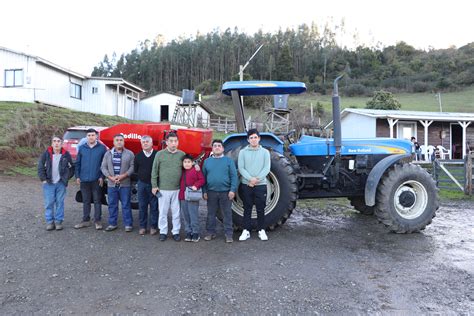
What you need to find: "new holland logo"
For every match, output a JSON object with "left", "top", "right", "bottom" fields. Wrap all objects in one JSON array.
[{"left": 122, "top": 133, "right": 142, "bottom": 139}]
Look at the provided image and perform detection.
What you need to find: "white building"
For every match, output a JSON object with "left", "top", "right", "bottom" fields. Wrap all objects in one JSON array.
[
  {"left": 138, "top": 93, "right": 211, "bottom": 126},
  {"left": 0, "top": 46, "right": 144, "bottom": 119}
]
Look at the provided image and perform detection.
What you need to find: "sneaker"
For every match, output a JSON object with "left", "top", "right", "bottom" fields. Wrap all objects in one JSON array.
[
  {"left": 105, "top": 225, "right": 118, "bottom": 232},
  {"left": 159, "top": 234, "right": 167, "bottom": 241},
  {"left": 204, "top": 234, "right": 216, "bottom": 241},
  {"left": 74, "top": 221, "right": 90, "bottom": 229},
  {"left": 125, "top": 226, "right": 133, "bottom": 232},
  {"left": 55, "top": 222, "right": 63, "bottom": 231},
  {"left": 258, "top": 229, "right": 268, "bottom": 241},
  {"left": 173, "top": 234, "right": 181, "bottom": 242},
  {"left": 239, "top": 229, "right": 250, "bottom": 241},
  {"left": 184, "top": 233, "right": 192, "bottom": 242},
  {"left": 46, "top": 223, "right": 55, "bottom": 231},
  {"left": 192, "top": 234, "right": 200, "bottom": 242},
  {"left": 225, "top": 236, "right": 233, "bottom": 243},
  {"left": 139, "top": 228, "right": 146, "bottom": 235},
  {"left": 150, "top": 228, "right": 158, "bottom": 236},
  {"left": 95, "top": 222, "right": 103, "bottom": 230}
]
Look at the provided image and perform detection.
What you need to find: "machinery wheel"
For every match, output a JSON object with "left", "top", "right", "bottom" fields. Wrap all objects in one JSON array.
[
  {"left": 348, "top": 197, "right": 375, "bottom": 215},
  {"left": 225, "top": 148, "right": 298, "bottom": 231},
  {"left": 375, "top": 163, "right": 438, "bottom": 233}
]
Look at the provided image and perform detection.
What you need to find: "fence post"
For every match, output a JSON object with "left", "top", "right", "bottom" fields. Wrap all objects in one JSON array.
[
  {"left": 465, "top": 152, "right": 473, "bottom": 195},
  {"left": 225, "top": 117, "right": 228, "bottom": 134}
]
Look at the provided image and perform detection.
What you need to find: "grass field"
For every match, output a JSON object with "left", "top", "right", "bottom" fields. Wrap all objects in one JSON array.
[{"left": 203, "top": 87, "right": 474, "bottom": 121}]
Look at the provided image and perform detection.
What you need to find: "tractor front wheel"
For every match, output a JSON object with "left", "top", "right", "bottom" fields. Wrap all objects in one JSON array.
[{"left": 375, "top": 163, "right": 438, "bottom": 233}]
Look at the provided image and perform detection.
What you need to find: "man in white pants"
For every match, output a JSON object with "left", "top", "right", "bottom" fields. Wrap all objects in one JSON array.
[{"left": 151, "top": 132, "right": 185, "bottom": 241}]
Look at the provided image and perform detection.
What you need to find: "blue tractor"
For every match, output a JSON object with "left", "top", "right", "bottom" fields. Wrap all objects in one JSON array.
[{"left": 221, "top": 77, "right": 439, "bottom": 233}]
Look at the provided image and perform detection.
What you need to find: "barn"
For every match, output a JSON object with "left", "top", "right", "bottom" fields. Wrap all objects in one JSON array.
[
  {"left": 333, "top": 108, "right": 474, "bottom": 159},
  {"left": 138, "top": 92, "right": 211, "bottom": 126},
  {"left": 0, "top": 46, "right": 144, "bottom": 119}
]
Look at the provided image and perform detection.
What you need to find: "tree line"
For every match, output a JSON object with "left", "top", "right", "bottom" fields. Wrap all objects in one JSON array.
[{"left": 91, "top": 23, "right": 474, "bottom": 97}]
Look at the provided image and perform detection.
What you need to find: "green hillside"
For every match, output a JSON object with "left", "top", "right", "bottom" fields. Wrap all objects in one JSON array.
[
  {"left": 203, "top": 87, "right": 474, "bottom": 122},
  {"left": 0, "top": 102, "right": 137, "bottom": 174}
]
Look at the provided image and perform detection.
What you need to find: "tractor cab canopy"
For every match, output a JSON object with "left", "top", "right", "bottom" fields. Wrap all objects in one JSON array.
[{"left": 222, "top": 81, "right": 307, "bottom": 96}]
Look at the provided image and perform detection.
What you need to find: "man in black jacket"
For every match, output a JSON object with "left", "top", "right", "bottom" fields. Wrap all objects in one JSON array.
[
  {"left": 37, "top": 136, "right": 74, "bottom": 231},
  {"left": 134, "top": 135, "right": 158, "bottom": 235}
]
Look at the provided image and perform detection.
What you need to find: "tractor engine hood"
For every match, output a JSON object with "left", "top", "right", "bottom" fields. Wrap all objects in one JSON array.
[{"left": 290, "top": 135, "right": 413, "bottom": 156}]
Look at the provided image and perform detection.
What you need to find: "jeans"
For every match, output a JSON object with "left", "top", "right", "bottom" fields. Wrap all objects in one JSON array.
[
  {"left": 80, "top": 181, "right": 102, "bottom": 222},
  {"left": 107, "top": 186, "right": 132, "bottom": 227},
  {"left": 180, "top": 200, "right": 200, "bottom": 235},
  {"left": 158, "top": 190, "right": 180, "bottom": 235},
  {"left": 206, "top": 191, "right": 233, "bottom": 236},
  {"left": 137, "top": 181, "right": 158, "bottom": 229},
  {"left": 240, "top": 184, "right": 267, "bottom": 231},
  {"left": 43, "top": 182, "right": 66, "bottom": 224}
]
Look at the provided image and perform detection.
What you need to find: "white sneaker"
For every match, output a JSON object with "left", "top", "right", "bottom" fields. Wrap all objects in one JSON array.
[
  {"left": 258, "top": 229, "right": 268, "bottom": 241},
  {"left": 239, "top": 229, "right": 250, "bottom": 241}
]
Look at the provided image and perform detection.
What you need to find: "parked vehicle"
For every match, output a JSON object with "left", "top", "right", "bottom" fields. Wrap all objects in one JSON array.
[
  {"left": 221, "top": 78, "right": 439, "bottom": 233},
  {"left": 62, "top": 126, "right": 107, "bottom": 160}
]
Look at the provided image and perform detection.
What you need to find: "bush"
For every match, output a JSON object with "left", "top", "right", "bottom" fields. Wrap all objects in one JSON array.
[
  {"left": 412, "top": 81, "right": 433, "bottom": 93},
  {"left": 195, "top": 79, "right": 220, "bottom": 95},
  {"left": 366, "top": 90, "right": 401, "bottom": 110},
  {"left": 343, "top": 83, "right": 369, "bottom": 97}
]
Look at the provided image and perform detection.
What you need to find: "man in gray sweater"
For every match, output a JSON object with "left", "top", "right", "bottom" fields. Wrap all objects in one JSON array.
[{"left": 101, "top": 134, "right": 135, "bottom": 232}]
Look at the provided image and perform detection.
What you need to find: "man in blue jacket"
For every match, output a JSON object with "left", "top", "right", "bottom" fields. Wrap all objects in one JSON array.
[{"left": 74, "top": 128, "right": 107, "bottom": 230}]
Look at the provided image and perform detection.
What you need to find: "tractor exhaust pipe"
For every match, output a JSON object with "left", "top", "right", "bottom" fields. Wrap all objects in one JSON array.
[{"left": 332, "top": 74, "right": 344, "bottom": 157}]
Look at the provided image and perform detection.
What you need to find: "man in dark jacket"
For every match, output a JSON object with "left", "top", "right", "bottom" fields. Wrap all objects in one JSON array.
[
  {"left": 74, "top": 128, "right": 107, "bottom": 230},
  {"left": 38, "top": 136, "right": 74, "bottom": 231},
  {"left": 134, "top": 135, "right": 158, "bottom": 236}
]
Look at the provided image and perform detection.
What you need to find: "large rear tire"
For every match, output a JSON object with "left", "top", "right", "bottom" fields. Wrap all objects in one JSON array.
[
  {"left": 348, "top": 196, "right": 375, "bottom": 215},
  {"left": 375, "top": 163, "right": 438, "bottom": 233},
  {"left": 226, "top": 148, "right": 298, "bottom": 231}
]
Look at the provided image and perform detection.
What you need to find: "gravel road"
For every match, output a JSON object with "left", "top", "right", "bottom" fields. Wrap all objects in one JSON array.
[{"left": 0, "top": 175, "right": 472, "bottom": 314}]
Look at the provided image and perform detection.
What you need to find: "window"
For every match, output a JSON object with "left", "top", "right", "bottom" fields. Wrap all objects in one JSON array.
[
  {"left": 70, "top": 82, "right": 82, "bottom": 99},
  {"left": 92, "top": 87, "right": 98, "bottom": 94},
  {"left": 4, "top": 69, "right": 23, "bottom": 87}
]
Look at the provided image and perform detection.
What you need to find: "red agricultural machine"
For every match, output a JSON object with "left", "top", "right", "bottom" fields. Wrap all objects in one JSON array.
[{"left": 75, "top": 123, "right": 213, "bottom": 208}]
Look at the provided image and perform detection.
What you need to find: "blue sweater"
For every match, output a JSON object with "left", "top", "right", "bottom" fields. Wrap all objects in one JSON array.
[
  {"left": 202, "top": 156, "right": 238, "bottom": 193},
  {"left": 75, "top": 142, "right": 107, "bottom": 182}
]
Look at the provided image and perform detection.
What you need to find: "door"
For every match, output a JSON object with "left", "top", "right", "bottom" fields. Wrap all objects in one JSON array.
[
  {"left": 160, "top": 105, "right": 169, "bottom": 121},
  {"left": 397, "top": 121, "right": 417, "bottom": 140},
  {"left": 450, "top": 123, "right": 463, "bottom": 159}
]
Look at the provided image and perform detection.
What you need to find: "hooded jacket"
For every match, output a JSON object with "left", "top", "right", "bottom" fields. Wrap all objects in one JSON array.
[{"left": 37, "top": 147, "right": 74, "bottom": 186}]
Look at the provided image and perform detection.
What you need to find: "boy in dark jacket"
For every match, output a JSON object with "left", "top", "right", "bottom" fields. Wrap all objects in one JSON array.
[
  {"left": 37, "top": 136, "right": 74, "bottom": 231},
  {"left": 179, "top": 155, "right": 205, "bottom": 242}
]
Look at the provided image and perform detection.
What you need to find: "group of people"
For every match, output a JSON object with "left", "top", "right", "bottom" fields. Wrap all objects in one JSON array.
[{"left": 38, "top": 128, "right": 271, "bottom": 242}]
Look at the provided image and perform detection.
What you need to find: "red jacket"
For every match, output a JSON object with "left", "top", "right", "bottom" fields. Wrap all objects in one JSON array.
[{"left": 179, "top": 168, "right": 205, "bottom": 200}]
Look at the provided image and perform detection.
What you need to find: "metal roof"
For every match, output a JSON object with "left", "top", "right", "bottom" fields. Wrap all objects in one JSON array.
[
  {"left": 222, "top": 81, "right": 307, "bottom": 96},
  {"left": 341, "top": 108, "right": 474, "bottom": 122}
]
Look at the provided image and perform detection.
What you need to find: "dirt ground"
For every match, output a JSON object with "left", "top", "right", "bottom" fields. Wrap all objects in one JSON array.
[{"left": 0, "top": 175, "right": 472, "bottom": 314}]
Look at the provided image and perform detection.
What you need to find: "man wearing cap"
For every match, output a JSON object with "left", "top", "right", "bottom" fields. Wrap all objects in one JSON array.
[{"left": 74, "top": 128, "right": 107, "bottom": 230}]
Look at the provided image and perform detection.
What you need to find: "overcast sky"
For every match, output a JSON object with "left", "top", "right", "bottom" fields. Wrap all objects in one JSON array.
[{"left": 2, "top": 0, "right": 473, "bottom": 75}]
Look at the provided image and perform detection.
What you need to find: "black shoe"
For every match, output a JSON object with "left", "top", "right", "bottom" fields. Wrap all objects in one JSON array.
[
  {"left": 184, "top": 233, "right": 192, "bottom": 242},
  {"left": 46, "top": 223, "right": 55, "bottom": 231},
  {"left": 105, "top": 225, "right": 118, "bottom": 232},
  {"left": 192, "top": 234, "right": 200, "bottom": 242},
  {"left": 159, "top": 234, "right": 167, "bottom": 241},
  {"left": 173, "top": 234, "right": 181, "bottom": 242}
]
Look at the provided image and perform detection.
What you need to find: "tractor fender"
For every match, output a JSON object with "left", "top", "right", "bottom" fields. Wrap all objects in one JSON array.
[
  {"left": 223, "top": 132, "right": 284, "bottom": 154},
  {"left": 365, "top": 153, "right": 412, "bottom": 206}
]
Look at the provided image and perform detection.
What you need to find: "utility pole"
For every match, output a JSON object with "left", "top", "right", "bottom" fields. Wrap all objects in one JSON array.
[
  {"left": 238, "top": 44, "right": 264, "bottom": 106},
  {"left": 435, "top": 92, "right": 443, "bottom": 112}
]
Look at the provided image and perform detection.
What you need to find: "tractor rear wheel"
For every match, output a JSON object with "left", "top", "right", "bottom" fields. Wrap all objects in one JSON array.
[
  {"left": 348, "top": 197, "right": 375, "bottom": 215},
  {"left": 375, "top": 163, "right": 438, "bottom": 233},
  {"left": 225, "top": 148, "right": 298, "bottom": 231}
]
